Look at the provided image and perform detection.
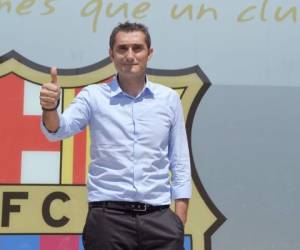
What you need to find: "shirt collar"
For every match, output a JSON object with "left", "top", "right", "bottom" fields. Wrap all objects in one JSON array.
[
  {"left": 110, "top": 75, "right": 154, "bottom": 98},
  {"left": 109, "top": 77, "right": 123, "bottom": 97}
]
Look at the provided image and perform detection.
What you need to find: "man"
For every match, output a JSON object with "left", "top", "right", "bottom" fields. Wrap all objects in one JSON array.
[{"left": 40, "top": 22, "right": 191, "bottom": 250}]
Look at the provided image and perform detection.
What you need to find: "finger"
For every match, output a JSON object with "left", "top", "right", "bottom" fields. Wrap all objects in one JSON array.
[
  {"left": 40, "top": 89, "right": 59, "bottom": 99},
  {"left": 50, "top": 67, "right": 58, "bottom": 84},
  {"left": 40, "top": 99, "right": 57, "bottom": 109},
  {"left": 40, "top": 96, "right": 57, "bottom": 104},
  {"left": 42, "top": 83, "right": 60, "bottom": 92}
]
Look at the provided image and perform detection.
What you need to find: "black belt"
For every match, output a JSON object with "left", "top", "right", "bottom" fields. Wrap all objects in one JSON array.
[{"left": 89, "top": 201, "right": 169, "bottom": 213}]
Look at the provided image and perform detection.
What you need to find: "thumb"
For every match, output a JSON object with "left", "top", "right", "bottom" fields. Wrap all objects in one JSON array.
[{"left": 50, "top": 67, "right": 58, "bottom": 85}]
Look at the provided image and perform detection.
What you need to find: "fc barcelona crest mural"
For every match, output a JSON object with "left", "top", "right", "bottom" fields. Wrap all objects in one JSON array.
[{"left": 0, "top": 51, "right": 225, "bottom": 250}]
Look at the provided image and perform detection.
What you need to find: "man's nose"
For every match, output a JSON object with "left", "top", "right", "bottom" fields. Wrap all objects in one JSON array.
[{"left": 126, "top": 48, "right": 134, "bottom": 60}]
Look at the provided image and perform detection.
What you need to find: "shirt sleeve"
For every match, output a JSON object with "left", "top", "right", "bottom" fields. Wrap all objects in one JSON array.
[
  {"left": 168, "top": 92, "right": 192, "bottom": 200},
  {"left": 40, "top": 87, "right": 92, "bottom": 141}
]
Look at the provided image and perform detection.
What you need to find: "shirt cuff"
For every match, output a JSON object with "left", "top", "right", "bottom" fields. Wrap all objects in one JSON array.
[
  {"left": 40, "top": 113, "right": 65, "bottom": 141},
  {"left": 171, "top": 181, "right": 192, "bottom": 200}
]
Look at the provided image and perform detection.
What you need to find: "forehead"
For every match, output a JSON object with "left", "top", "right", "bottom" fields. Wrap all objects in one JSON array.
[{"left": 114, "top": 31, "right": 147, "bottom": 46}]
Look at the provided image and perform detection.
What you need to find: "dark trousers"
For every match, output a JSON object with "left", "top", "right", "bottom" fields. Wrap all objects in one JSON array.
[{"left": 82, "top": 206, "right": 184, "bottom": 250}]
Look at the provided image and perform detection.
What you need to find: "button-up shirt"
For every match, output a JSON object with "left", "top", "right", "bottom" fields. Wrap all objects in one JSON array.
[{"left": 41, "top": 77, "right": 191, "bottom": 205}]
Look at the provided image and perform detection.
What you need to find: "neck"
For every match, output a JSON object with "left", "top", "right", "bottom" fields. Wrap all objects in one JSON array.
[{"left": 117, "top": 74, "right": 146, "bottom": 97}]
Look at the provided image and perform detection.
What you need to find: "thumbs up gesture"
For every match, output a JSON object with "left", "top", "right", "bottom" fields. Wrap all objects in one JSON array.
[{"left": 40, "top": 67, "right": 61, "bottom": 111}]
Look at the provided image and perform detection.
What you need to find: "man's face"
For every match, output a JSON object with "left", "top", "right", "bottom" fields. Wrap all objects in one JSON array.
[{"left": 109, "top": 31, "right": 153, "bottom": 78}]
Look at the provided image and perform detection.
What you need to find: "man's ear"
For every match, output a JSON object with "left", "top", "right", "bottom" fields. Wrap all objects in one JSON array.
[
  {"left": 148, "top": 48, "right": 154, "bottom": 60},
  {"left": 109, "top": 49, "right": 113, "bottom": 60}
]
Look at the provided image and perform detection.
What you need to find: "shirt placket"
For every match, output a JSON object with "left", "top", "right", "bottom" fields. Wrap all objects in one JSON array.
[{"left": 131, "top": 95, "right": 144, "bottom": 196}]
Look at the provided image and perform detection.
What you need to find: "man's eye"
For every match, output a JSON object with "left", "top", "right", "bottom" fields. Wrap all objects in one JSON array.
[
  {"left": 133, "top": 46, "right": 143, "bottom": 52},
  {"left": 118, "top": 46, "right": 127, "bottom": 51}
]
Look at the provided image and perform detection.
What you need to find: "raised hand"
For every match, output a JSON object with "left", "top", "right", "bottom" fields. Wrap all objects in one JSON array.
[{"left": 40, "top": 67, "right": 61, "bottom": 111}]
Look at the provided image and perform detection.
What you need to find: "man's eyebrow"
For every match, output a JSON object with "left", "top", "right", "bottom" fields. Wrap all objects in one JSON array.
[
  {"left": 117, "top": 43, "right": 145, "bottom": 46},
  {"left": 132, "top": 44, "right": 144, "bottom": 47}
]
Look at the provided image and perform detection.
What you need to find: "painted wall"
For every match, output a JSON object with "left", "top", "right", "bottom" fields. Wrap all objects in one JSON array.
[{"left": 1, "top": 1, "right": 299, "bottom": 249}]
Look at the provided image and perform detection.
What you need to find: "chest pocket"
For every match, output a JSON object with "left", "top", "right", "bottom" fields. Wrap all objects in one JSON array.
[{"left": 135, "top": 108, "right": 172, "bottom": 147}]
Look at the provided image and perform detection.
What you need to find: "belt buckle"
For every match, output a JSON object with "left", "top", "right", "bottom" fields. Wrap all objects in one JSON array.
[{"left": 132, "top": 203, "right": 147, "bottom": 212}]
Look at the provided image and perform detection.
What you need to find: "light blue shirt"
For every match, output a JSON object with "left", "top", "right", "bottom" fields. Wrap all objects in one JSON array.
[{"left": 41, "top": 77, "right": 191, "bottom": 205}]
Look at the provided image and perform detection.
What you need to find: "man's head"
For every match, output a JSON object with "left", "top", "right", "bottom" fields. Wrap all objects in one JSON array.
[
  {"left": 109, "top": 22, "right": 151, "bottom": 50},
  {"left": 109, "top": 22, "right": 153, "bottom": 78}
]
